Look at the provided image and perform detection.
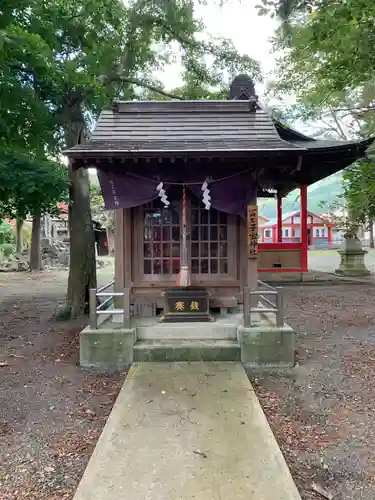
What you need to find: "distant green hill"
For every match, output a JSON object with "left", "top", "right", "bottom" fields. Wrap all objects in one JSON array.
[{"left": 259, "top": 171, "right": 343, "bottom": 219}]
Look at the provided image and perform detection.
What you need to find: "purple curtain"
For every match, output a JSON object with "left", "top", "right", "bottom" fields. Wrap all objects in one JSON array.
[
  {"left": 97, "top": 169, "right": 158, "bottom": 209},
  {"left": 189, "top": 172, "right": 255, "bottom": 217},
  {"left": 97, "top": 167, "right": 256, "bottom": 218}
]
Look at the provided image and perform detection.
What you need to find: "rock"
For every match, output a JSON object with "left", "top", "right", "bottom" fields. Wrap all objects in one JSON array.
[
  {"left": 0, "top": 254, "right": 31, "bottom": 272},
  {"left": 57, "top": 249, "right": 69, "bottom": 266},
  {"left": 18, "top": 261, "right": 29, "bottom": 272},
  {"left": 96, "top": 259, "right": 105, "bottom": 268},
  {"left": 0, "top": 262, "right": 18, "bottom": 272},
  {"left": 41, "top": 239, "right": 70, "bottom": 268},
  {"left": 0, "top": 238, "right": 70, "bottom": 272}
]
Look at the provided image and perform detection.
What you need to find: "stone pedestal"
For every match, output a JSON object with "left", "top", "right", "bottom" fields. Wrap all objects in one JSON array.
[
  {"left": 335, "top": 237, "right": 370, "bottom": 277},
  {"left": 238, "top": 325, "right": 295, "bottom": 366},
  {"left": 80, "top": 327, "right": 136, "bottom": 372}
]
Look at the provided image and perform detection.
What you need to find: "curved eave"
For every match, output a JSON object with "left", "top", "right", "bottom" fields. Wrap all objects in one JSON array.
[
  {"left": 274, "top": 118, "right": 375, "bottom": 154},
  {"left": 273, "top": 120, "right": 313, "bottom": 142},
  {"left": 292, "top": 136, "right": 374, "bottom": 154},
  {"left": 278, "top": 137, "right": 375, "bottom": 195}
]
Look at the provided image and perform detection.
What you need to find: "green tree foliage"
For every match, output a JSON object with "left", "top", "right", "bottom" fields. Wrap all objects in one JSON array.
[
  {"left": 1, "top": 0, "right": 260, "bottom": 317},
  {"left": 258, "top": 0, "right": 375, "bottom": 131},
  {"left": 90, "top": 183, "right": 115, "bottom": 253},
  {"left": 343, "top": 158, "right": 375, "bottom": 231},
  {"left": 0, "top": 220, "right": 13, "bottom": 244},
  {"left": 90, "top": 184, "right": 106, "bottom": 219},
  {"left": 0, "top": 152, "right": 69, "bottom": 256},
  {"left": 0, "top": 152, "right": 69, "bottom": 220},
  {"left": 258, "top": 0, "right": 375, "bottom": 240}
]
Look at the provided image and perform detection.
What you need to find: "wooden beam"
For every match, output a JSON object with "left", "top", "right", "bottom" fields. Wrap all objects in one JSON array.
[
  {"left": 300, "top": 184, "right": 308, "bottom": 272},
  {"left": 239, "top": 216, "right": 248, "bottom": 296},
  {"left": 123, "top": 208, "right": 132, "bottom": 287},
  {"left": 114, "top": 208, "right": 132, "bottom": 311},
  {"left": 277, "top": 195, "right": 283, "bottom": 243},
  {"left": 114, "top": 208, "right": 125, "bottom": 293}
]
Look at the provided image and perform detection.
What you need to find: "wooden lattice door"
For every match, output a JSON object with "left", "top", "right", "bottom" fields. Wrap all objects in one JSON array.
[
  {"left": 190, "top": 198, "right": 230, "bottom": 277},
  {"left": 135, "top": 193, "right": 237, "bottom": 284}
]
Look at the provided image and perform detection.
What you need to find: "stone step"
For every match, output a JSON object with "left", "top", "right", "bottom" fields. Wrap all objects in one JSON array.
[
  {"left": 136, "top": 321, "right": 239, "bottom": 341},
  {"left": 134, "top": 339, "right": 241, "bottom": 362}
]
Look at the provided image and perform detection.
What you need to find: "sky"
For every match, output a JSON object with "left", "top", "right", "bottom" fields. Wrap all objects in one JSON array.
[
  {"left": 154, "top": 1, "right": 361, "bottom": 140},
  {"left": 155, "top": 1, "right": 317, "bottom": 135},
  {"left": 156, "top": 0, "right": 279, "bottom": 100}
]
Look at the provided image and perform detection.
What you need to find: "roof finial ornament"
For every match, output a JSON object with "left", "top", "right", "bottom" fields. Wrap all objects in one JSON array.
[{"left": 228, "top": 74, "right": 258, "bottom": 112}]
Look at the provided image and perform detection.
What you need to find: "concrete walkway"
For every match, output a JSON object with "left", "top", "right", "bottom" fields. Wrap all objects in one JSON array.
[{"left": 74, "top": 363, "right": 301, "bottom": 500}]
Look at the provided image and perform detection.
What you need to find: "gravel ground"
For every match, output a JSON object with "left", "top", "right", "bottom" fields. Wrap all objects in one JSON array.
[
  {"left": 250, "top": 283, "right": 375, "bottom": 500},
  {"left": 309, "top": 248, "right": 375, "bottom": 274},
  {"left": 0, "top": 270, "right": 126, "bottom": 500}
]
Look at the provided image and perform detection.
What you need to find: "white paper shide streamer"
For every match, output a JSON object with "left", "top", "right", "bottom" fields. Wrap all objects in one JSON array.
[
  {"left": 156, "top": 182, "right": 170, "bottom": 206},
  {"left": 201, "top": 179, "right": 211, "bottom": 210}
]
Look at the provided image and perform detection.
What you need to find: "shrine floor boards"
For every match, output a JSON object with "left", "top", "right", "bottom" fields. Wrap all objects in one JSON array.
[{"left": 73, "top": 362, "right": 301, "bottom": 500}]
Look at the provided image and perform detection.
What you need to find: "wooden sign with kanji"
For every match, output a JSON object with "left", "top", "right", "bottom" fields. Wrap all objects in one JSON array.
[{"left": 247, "top": 205, "right": 258, "bottom": 257}]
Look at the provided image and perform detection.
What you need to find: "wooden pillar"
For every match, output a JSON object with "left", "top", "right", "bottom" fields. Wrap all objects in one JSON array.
[
  {"left": 114, "top": 208, "right": 132, "bottom": 306},
  {"left": 277, "top": 195, "right": 282, "bottom": 242},
  {"left": 123, "top": 208, "right": 132, "bottom": 287},
  {"left": 114, "top": 208, "right": 124, "bottom": 291},
  {"left": 328, "top": 225, "right": 332, "bottom": 245},
  {"left": 300, "top": 185, "right": 308, "bottom": 272}
]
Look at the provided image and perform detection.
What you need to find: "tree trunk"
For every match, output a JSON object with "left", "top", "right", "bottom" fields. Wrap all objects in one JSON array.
[
  {"left": 65, "top": 163, "right": 97, "bottom": 318},
  {"left": 59, "top": 118, "right": 97, "bottom": 319},
  {"left": 369, "top": 220, "right": 374, "bottom": 248},
  {"left": 30, "top": 213, "right": 42, "bottom": 270},
  {"left": 15, "top": 218, "right": 23, "bottom": 253}
]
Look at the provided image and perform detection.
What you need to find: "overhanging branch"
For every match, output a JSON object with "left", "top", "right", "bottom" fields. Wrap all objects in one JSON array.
[
  {"left": 99, "top": 74, "right": 184, "bottom": 100},
  {"left": 332, "top": 105, "right": 375, "bottom": 114}
]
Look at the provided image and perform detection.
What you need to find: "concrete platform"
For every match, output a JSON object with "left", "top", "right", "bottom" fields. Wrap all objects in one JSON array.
[
  {"left": 73, "top": 362, "right": 301, "bottom": 500},
  {"left": 80, "top": 308, "right": 295, "bottom": 369}
]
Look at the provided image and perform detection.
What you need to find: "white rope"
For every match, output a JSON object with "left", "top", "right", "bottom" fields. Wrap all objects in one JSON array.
[{"left": 126, "top": 167, "right": 253, "bottom": 186}]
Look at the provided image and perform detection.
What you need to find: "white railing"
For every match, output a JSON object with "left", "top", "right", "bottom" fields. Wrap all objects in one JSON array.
[
  {"left": 243, "top": 280, "right": 284, "bottom": 327},
  {"left": 90, "top": 280, "right": 284, "bottom": 329},
  {"left": 89, "top": 280, "right": 130, "bottom": 329}
]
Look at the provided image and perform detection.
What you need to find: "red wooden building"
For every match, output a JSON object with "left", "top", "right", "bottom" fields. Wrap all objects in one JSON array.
[{"left": 259, "top": 210, "right": 334, "bottom": 248}]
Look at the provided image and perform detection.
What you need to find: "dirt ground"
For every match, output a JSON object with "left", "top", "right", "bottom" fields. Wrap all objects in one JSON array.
[
  {"left": 1, "top": 271, "right": 375, "bottom": 499},
  {"left": 250, "top": 283, "right": 375, "bottom": 500},
  {"left": 0, "top": 269, "right": 126, "bottom": 500}
]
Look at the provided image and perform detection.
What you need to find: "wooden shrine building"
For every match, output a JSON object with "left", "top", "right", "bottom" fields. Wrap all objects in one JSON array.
[{"left": 65, "top": 75, "right": 373, "bottom": 367}]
